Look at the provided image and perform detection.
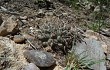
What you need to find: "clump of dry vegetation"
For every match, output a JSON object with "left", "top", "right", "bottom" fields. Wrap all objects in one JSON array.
[{"left": 33, "top": 23, "right": 84, "bottom": 54}]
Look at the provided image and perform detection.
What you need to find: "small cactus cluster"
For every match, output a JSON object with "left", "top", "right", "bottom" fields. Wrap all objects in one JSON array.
[{"left": 33, "top": 23, "right": 84, "bottom": 54}]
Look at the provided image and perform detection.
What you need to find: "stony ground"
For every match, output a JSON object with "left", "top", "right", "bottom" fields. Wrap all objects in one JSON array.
[{"left": 0, "top": 0, "right": 110, "bottom": 70}]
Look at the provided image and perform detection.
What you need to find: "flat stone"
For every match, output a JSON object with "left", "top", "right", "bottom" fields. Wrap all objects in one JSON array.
[
  {"left": 53, "top": 65, "right": 64, "bottom": 70},
  {"left": 74, "top": 38, "right": 106, "bottom": 70},
  {"left": 73, "top": 30, "right": 107, "bottom": 70},
  {"left": 0, "top": 15, "right": 18, "bottom": 36},
  {"left": 84, "top": 30, "right": 110, "bottom": 60},
  {"left": 23, "top": 50, "right": 56, "bottom": 67}
]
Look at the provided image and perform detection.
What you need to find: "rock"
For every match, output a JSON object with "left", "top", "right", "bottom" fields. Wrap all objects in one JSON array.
[
  {"left": 0, "top": 15, "right": 19, "bottom": 36},
  {"left": 0, "top": 26, "right": 8, "bottom": 36},
  {"left": 0, "top": 37, "right": 28, "bottom": 70},
  {"left": 23, "top": 63, "right": 40, "bottom": 70},
  {"left": 74, "top": 38, "right": 106, "bottom": 70},
  {"left": 84, "top": 30, "right": 110, "bottom": 60},
  {"left": 3, "top": 15, "right": 17, "bottom": 32},
  {"left": 53, "top": 65, "right": 64, "bottom": 70},
  {"left": 73, "top": 30, "right": 107, "bottom": 70},
  {"left": 20, "top": 16, "right": 27, "bottom": 20},
  {"left": 84, "top": 30, "right": 108, "bottom": 53},
  {"left": 13, "top": 35, "right": 25, "bottom": 43},
  {"left": 23, "top": 50, "right": 56, "bottom": 67}
]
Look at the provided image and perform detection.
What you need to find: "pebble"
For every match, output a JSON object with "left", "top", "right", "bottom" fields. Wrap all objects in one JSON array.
[
  {"left": 20, "top": 16, "right": 27, "bottom": 20},
  {"left": 13, "top": 35, "right": 25, "bottom": 43}
]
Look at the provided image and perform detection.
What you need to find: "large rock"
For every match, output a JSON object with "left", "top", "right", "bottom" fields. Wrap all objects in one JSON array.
[
  {"left": 23, "top": 50, "right": 56, "bottom": 67},
  {"left": 23, "top": 63, "right": 40, "bottom": 70},
  {"left": 0, "top": 15, "right": 19, "bottom": 36},
  {"left": 73, "top": 30, "right": 107, "bottom": 70},
  {"left": 84, "top": 30, "right": 110, "bottom": 60},
  {"left": 0, "top": 37, "right": 28, "bottom": 70},
  {"left": 106, "top": 60, "right": 110, "bottom": 69}
]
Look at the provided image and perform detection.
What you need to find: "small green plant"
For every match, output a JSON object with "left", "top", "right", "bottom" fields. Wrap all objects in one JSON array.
[
  {"left": 59, "top": 0, "right": 83, "bottom": 9},
  {"left": 87, "top": 18, "right": 107, "bottom": 32},
  {"left": 65, "top": 51, "right": 105, "bottom": 70},
  {"left": 87, "top": 22, "right": 101, "bottom": 32}
]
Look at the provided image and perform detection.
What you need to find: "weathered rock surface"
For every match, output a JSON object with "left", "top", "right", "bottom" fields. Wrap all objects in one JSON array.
[
  {"left": 73, "top": 30, "right": 107, "bottom": 70},
  {"left": 0, "top": 37, "right": 28, "bottom": 70},
  {"left": 23, "top": 50, "right": 56, "bottom": 67},
  {"left": 0, "top": 15, "right": 19, "bottom": 36},
  {"left": 23, "top": 63, "right": 40, "bottom": 70},
  {"left": 84, "top": 30, "right": 110, "bottom": 60}
]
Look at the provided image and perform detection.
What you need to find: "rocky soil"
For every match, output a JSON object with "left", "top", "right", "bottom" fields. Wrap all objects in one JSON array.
[{"left": 0, "top": 0, "right": 110, "bottom": 70}]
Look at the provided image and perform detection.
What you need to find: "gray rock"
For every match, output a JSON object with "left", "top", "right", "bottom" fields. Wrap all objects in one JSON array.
[
  {"left": 84, "top": 30, "right": 110, "bottom": 61},
  {"left": 23, "top": 63, "right": 40, "bottom": 70},
  {"left": 73, "top": 38, "right": 106, "bottom": 70},
  {"left": 23, "top": 50, "right": 56, "bottom": 67}
]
